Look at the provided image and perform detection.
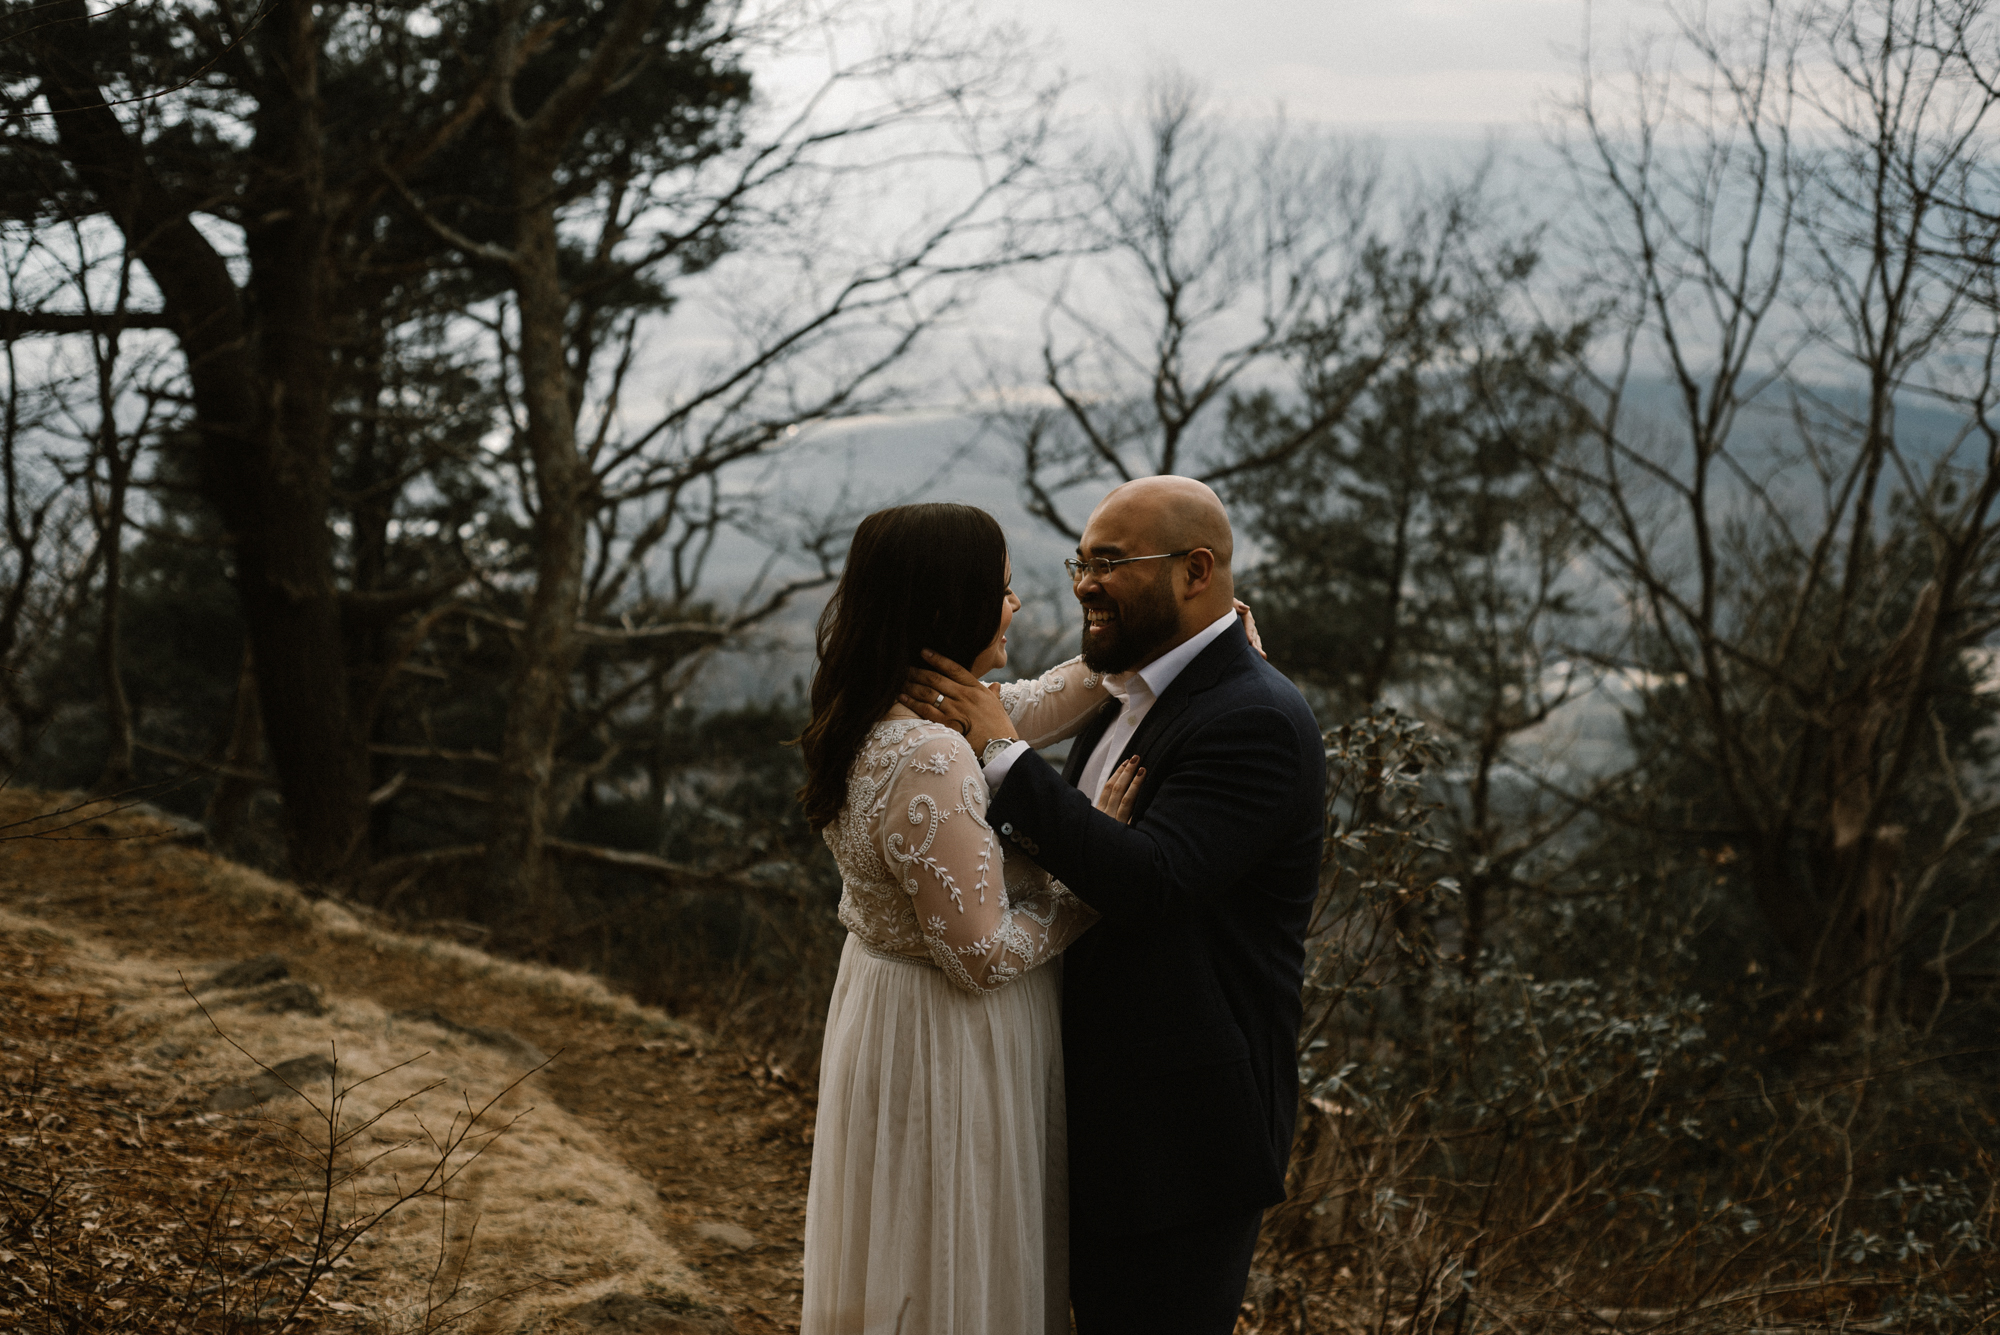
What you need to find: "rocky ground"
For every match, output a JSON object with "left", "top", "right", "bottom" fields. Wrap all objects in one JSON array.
[{"left": 0, "top": 791, "right": 814, "bottom": 1334}]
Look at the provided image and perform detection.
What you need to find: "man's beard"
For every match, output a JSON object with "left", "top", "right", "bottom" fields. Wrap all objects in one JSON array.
[{"left": 1080, "top": 568, "right": 1180, "bottom": 673}]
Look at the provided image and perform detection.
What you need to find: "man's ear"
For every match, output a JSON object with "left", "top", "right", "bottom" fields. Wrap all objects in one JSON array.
[{"left": 1181, "top": 549, "right": 1216, "bottom": 599}]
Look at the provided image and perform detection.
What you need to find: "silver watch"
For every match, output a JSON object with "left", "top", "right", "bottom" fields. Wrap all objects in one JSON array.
[{"left": 981, "top": 737, "right": 1018, "bottom": 767}]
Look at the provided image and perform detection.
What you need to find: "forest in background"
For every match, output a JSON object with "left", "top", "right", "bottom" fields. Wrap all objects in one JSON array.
[{"left": 4, "top": 0, "right": 2000, "bottom": 1328}]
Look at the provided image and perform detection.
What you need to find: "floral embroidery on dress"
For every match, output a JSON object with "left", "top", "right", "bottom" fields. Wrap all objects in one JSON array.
[
  {"left": 996, "top": 656, "right": 1108, "bottom": 748},
  {"left": 822, "top": 658, "right": 1109, "bottom": 994}
]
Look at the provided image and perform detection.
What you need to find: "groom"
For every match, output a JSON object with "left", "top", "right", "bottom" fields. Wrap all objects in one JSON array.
[{"left": 909, "top": 476, "right": 1326, "bottom": 1334}]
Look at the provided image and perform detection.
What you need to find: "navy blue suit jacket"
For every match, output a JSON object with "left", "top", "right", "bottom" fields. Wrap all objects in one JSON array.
[{"left": 987, "top": 620, "right": 1326, "bottom": 1233}]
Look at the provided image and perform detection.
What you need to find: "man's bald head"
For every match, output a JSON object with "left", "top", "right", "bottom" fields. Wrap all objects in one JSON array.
[
  {"left": 1090, "top": 475, "right": 1234, "bottom": 588},
  {"left": 1073, "top": 475, "right": 1238, "bottom": 672}
]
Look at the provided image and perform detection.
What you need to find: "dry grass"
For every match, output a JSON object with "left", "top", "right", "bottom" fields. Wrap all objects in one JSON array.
[
  {"left": 0, "top": 790, "right": 813, "bottom": 1333},
  {"left": 0, "top": 899, "right": 715, "bottom": 1332}
]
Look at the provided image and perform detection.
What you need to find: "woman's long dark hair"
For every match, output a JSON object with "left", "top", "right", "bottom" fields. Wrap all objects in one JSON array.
[{"left": 797, "top": 503, "right": 1008, "bottom": 830}]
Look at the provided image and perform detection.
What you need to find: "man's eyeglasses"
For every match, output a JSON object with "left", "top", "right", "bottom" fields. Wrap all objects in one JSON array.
[{"left": 1063, "top": 550, "right": 1197, "bottom": 582}]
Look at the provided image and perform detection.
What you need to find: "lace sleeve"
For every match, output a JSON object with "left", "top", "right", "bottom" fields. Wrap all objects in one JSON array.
[
  {"left": 997, "top": 657, "right": 1108, "bottom": 748},
  {"left": 874, "top": 724, "right": 1096, "bottom": 994}
]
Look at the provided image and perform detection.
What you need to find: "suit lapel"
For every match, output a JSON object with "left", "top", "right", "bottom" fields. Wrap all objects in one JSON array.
[
  {"left": 1062, "top": 698, "right": 1124, "bottom": 787},
  {"left": 1122, "top": 619, "right": 1252, "bottom": 765},
  {"left": 1055, "top": 622, "right": 1252, "bottom": 792}
]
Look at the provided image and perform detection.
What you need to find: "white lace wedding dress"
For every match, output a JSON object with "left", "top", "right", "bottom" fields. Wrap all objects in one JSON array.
[{"left": 801, "top": 658, "right": 1109, "bottom": 1335}]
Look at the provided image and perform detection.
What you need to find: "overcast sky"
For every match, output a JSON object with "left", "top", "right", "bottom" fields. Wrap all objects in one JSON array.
[
  {"left": 681, "top": 1, "right": 1693, "bottom": 672},
  {"left": 1004, "top": 0, "right": 1657, "bottom": 129},
  {"left": 682, "top": 2, "right": 1696, "bottom": 699}
]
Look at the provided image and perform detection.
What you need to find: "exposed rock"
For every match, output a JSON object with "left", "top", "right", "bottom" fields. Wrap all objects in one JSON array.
[
  {"left": 230, "top": 980, "right": 325, "bottom": 1016},
  {"left": 205, "top": 952, "right": 291, "bottom": 990},
  {"left": 206, "top": 1053, "right": 336, "bottom": 1112},
  {"left": 693, "top": 1221, "right": 756, "bottom": 1252},
  {"left": 392, "top": 1007, "right": 549, "bottom": 1067},
  {"left": 424, "top": 917, "right": 490, "bottom": 946},
  {"left": 564, "top": 1292, "right": 732, "bottom": 1333},
  {"left": 128, "top": 802, "right": 210, "bottom": 847}
]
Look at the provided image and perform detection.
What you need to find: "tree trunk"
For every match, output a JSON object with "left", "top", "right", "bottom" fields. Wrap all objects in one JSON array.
[
  {"left": 29, "top": 0, "right": 368, "bottom": 885},
  {"left": 1457, "top": 733, "right": 1499, "bottom": 986},
  {"left": 231, "top": 0, "right": 365, "bottom": 886},
  {"left": 346, "top": 319, "right": 397, "bottom": 866},
  {"left": 477, "top": 0, "right": 665, "bottom": 923},
  {"left": 92, "top": 400, "right": 133, "bottom": 795},
  {"left": 483, "top": 164, "right": 592, "bottom": 924},
  {"left": 204, "top": 642, "right": 265, "bottom": 852}
]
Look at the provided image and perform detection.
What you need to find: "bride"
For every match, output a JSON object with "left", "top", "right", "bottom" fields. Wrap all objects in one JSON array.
[{"left": 795, "top": 502, "right": 1135, "bottom": 1334}]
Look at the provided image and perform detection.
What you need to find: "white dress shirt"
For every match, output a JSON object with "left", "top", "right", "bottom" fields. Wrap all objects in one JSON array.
[{"left": 982, "top": 610, "right": 1238, "bottom": 801}]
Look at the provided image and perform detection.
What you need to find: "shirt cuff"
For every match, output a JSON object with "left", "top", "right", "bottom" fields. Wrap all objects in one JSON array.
[{"left": 981, "top": 739, "right": 1031, "bottom": 791}]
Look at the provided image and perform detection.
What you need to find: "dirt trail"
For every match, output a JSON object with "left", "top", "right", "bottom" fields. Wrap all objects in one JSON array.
[{"left": 0, "top": 792, "right": 814, "bottom": 1333}]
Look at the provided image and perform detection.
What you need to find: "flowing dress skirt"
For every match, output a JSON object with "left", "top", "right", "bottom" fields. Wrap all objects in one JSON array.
[{"left": 801, "top": 934, "right": 1068, "bottom": 1335}]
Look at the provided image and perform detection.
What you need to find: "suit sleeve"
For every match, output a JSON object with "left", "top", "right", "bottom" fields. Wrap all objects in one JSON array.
[{"left": 986, "top": 704, "right": 1312, "bottom": 920}]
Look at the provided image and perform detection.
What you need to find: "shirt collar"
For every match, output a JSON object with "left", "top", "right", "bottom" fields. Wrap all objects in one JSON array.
[{"left": 1102, "top": 610, "right": 1238, "bottom": 707}]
